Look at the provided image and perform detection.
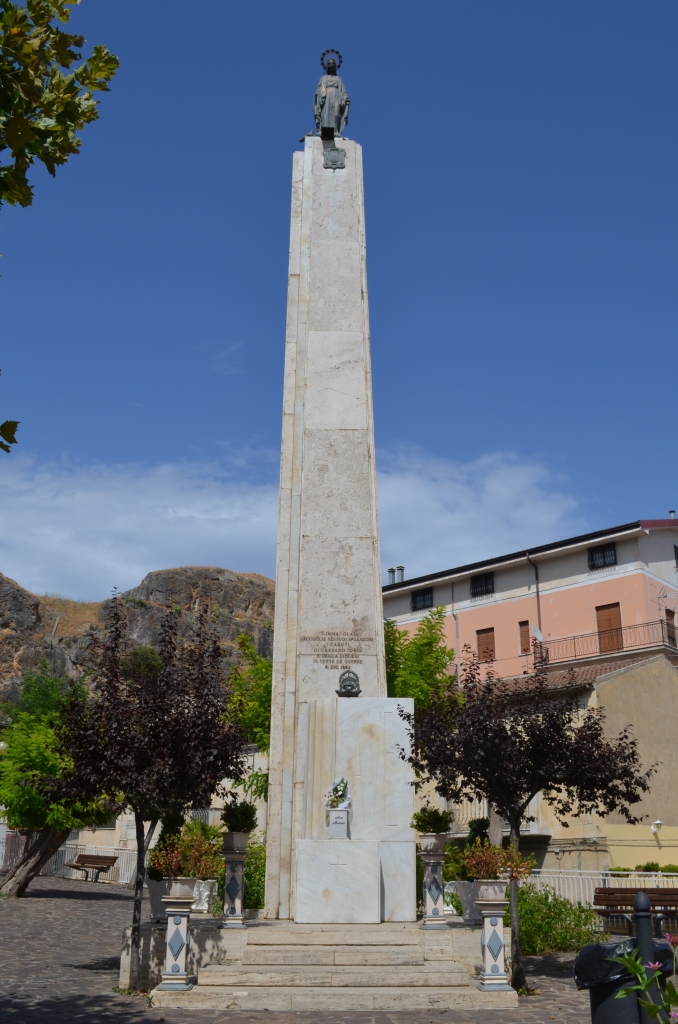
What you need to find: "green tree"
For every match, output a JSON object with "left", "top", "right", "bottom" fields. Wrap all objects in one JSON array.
[
  {"left": 227, "top": 633, "right": 272, "bottom": 753},
  {"left": 0, "top": 0, "right": 118, "bottom": 208},
  {"left": 0, "top": 662, "right": 109, "bottom": 896},
  {"left": 384, "top": 607, "right": 456, "bottom": 708}
]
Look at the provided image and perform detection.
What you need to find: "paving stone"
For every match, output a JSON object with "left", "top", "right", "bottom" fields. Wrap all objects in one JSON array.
[{"left": 0, "top": 875, "right": 590, "bottom": 1023}]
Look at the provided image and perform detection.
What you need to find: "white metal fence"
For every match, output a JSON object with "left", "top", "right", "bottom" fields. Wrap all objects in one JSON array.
[
  {"left": 0, "top": 834, "right": 142, "bottom": 885},
  {"left": 529, "top": 869, "right": 678, "bottom": 906}
]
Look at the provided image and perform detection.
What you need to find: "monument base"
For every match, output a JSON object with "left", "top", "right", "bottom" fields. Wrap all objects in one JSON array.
[{"left": 149, "top": 920, "right": 519, "bottom": 1011}]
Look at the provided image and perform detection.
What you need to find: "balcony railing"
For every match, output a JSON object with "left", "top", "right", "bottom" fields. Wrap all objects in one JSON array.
[{"left": 541, "top": 619, "right": 677, "bottom": 664}]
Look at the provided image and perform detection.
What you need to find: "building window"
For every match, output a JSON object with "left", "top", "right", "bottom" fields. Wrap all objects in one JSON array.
[
  {"left": 477, "top": 627, "right": 495, "bottom": 662},
  {"left": 674, "top": 545, "right": 678, "bottom": 569},
  {"left": 666, "top": 609, "right": 677, "bottom": 648},
  {"left": 411, "top": 587, "right": 433, "bottom": 612},
  {"left": 596, "top": 603, "right": 623, "bottom": 653},
  {"left": 588, "top": 542, "right": 617, "bottom": 571},
  {"left": 470, "top": 572, "right": 494, "bottom": 598},
  {"left": 519, "top": 620, "right": 530, "bottom": 655}
]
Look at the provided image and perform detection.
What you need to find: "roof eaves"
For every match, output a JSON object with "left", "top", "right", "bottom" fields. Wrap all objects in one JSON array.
[{"left": 382, "top": 521, "right": 642, "bottom": 594}]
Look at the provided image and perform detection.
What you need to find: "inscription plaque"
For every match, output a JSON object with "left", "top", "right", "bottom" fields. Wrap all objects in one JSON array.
[{"left": 300, "top": 629, "right": 375, "bottom": 671}]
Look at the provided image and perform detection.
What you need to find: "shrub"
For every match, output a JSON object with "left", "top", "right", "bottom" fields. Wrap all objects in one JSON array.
[
  {"left": 466, "top": 817, "right": 489, "bottom": 847},
  {"left": 636, "top": 861, "right": 660, "bottom": 872},
  {"left": 443, "top": 841, "right": 465, "bottom": 881},
  {"left": 463, "top": 840, "right": 506, "bottom": 881},
  {"left": 243, "top": 838, "right": 266, "bottom": 909},
  {"left": 222, "top": 799, "right": 257, "bottom": 833},
  {"left": 148, "top": 820, "right": 223, "bottom": 881},
  {"left": 504, "top": 883, "right": 601, "bottom": 955},
  {"left": 463, "top": 839, "right": 533, "bottom": 881},
  {"left": 410, "top": 804, "right": 454, "bottom": 833}
]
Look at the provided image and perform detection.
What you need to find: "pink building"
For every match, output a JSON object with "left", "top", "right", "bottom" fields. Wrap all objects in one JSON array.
[
  {"left": 383, "top": 520, "right": 678, "bottom": 869},
  {"left": 382, "top": 519, "right": 678, "bottom": 680}
]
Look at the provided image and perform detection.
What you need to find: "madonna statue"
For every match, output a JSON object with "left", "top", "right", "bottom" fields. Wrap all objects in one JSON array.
[{"left": 313, "top": 52, "right": 350, "bottom": 136}]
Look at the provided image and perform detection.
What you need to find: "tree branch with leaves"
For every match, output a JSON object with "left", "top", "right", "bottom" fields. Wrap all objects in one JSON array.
[{"left": 0, "top": 0, "right": 118, "bottom": 208}]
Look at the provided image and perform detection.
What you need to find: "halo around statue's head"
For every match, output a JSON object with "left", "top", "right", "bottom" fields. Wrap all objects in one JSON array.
[{"left": 320, "top": 49, "right": 342, "bottom": 72}]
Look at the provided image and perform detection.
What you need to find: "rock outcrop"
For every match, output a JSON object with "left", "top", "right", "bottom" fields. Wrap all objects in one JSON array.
[{"left": 0, "top": 567, "right": 275, "bottom": 698}]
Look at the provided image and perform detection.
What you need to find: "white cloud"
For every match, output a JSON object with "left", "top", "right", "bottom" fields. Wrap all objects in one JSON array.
[
  {"left": 0, "top": 449, "right": 583, "bottom": 602},
  {"left": 377, "top": 448, "right": 583, "bottom": 582},
  {"left": 0, "top": 456, "right": 279, "bottom": 601}
]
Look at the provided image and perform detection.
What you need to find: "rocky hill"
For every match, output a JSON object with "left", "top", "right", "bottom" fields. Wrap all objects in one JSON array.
[{"left": 0, "top": 566, "right": 275, "bottom": 699}]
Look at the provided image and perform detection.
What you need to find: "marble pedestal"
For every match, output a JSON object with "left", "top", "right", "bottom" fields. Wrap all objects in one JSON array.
[
  {"left": 157, "top": 895, "right": 193, "bottom": 992},
  {"left": 476, "top": 897, "right": 512, "bottom": 991},
  {"left": 419, "top": 851, "right": 448, "bottom": 928},
  {"left": 291, "top": 696, "right": 416, "bottom": 923}
]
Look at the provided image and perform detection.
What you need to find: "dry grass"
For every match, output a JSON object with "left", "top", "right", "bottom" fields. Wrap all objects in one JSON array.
[{"left": 39, "top": 595, "right": 102, "bottom": 638}]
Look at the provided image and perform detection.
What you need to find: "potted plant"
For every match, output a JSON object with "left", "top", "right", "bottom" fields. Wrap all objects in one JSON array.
[
  {"left": 147, "top": 820, "right": 224, "bottom": 922},
  {"left": 463, "top": 839, "right": 508, "bottom": 901},
  {"left": 410, "top": 804, "right": 454, "bottom": 853},
  {"left": 221, "top": 798, "right": 257, "bottom": 853}
]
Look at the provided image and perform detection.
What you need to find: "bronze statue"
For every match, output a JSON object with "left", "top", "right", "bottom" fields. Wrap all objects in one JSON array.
[{"left": 314, "top": 50, "right": 350, "bottom": 136}]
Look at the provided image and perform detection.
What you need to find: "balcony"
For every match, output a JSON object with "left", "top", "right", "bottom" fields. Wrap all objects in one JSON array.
[{"left": 541, "top": 619, "right": 677, "bottom": 664}]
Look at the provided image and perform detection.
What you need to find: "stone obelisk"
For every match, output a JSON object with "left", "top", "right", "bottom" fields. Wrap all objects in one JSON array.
[{"left": 265, "top": 58, "right": 415, "bottom": 923}]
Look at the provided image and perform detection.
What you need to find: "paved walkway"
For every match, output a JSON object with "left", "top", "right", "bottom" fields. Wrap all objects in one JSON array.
[{"left": 0, "top": 876, "right": 590, "bottom": 1023}]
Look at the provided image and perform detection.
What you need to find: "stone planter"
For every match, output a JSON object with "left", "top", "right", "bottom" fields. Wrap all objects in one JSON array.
[
  {"left": 147, "top": 878, "right": 217, "bottom": 922},
  {"left": 454, "top": 880, "right": 482, "bottom": 925},
  {"left": 222, "top": 831, "right": 249, "bottom": 853},
  {"left": 418, "top": 832, "right": 447, "bottom": 854},
  {"left": 476, "top": 879, "right": 508, "bottom": 901}
]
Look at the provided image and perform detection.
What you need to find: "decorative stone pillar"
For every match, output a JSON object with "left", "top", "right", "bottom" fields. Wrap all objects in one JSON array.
[
  {"left": 418, "top": 834, "right": 448, "bottom": 929},
  {"left": 222, "top": 832, "right": 248, "bottom": 928},
  {"left": 156, "top": 880, "right": 194, "bottom": 991},
  {"left": 475, "top": 881, "right": 512, "bottom": 992}
]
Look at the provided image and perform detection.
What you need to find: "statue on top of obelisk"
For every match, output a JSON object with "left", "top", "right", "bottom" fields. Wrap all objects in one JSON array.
[{"left": 314, "top": 49, "right": 350, "bottom": 136}]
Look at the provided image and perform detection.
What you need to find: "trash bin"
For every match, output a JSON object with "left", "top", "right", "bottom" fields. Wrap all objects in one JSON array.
[{"left": 574, "top": 939, "right": 673, "bottom": 1024}]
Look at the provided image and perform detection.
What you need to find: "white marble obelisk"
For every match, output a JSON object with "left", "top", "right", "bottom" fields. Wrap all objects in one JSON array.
[{"left": 265, "top": 135, "right": 416, "bottom": 923}]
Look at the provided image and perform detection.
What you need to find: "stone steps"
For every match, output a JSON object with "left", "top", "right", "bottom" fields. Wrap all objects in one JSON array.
[
  {"left": 149, "top": 922, "right": 519, "bottom": 1012},
  {"left": 199, "top": 963, "right": 468, "bottom": 987},
  {"left": 245, "top": 927, "right": 419, "bottom": 945},
  {"left": 153, "top": 985, "right": 517, "bottom": 1011},
  {"left": 242, "top": 944, "right": 425, "bottom": 965}
]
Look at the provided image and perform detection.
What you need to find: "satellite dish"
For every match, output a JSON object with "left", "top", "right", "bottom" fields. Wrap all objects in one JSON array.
[{"left": 532, "top": 626, "right": 543, "bottom": 642}]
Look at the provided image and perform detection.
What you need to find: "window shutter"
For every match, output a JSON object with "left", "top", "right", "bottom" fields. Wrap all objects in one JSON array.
[
  {"left": 596, "top": 603, "right": 622, "bottom": 652},
  {"left": 666, "top": 609, "right": 676, "bottom": 647},
  {"left": 519, "top": 620, "right": 530, "bottom": 655},
  {"left": 477, "top": 627, "right": 495, "bottom": 662}
]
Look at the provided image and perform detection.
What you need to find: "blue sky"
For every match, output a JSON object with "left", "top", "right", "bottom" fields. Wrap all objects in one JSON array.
[{"left": 1, "top": 1, "right": 676, "bottom": 599}]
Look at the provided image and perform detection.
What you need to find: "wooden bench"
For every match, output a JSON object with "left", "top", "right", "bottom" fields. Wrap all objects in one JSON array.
[
  {"left": 64, "top": 854, "right": 118, "bottom": 883},
  {"left": 593, "top": 887, "right": 678, "bottom": 936}
]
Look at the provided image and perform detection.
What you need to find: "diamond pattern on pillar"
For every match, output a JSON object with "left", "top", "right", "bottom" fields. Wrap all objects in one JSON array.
[
  {"left": 428, "top": 875, "right": 443, "bottom": 904},
  {"left": 487, "top": 929, "right": 504, "bottom": 962},
  {"left": 168, "top": 927, "right": 185, "bottom": 960},
  {"left": 226, "top": 875, "right": 240, "bottom": 903}
]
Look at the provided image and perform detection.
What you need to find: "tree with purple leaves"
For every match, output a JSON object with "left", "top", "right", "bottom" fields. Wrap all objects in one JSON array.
[
  {"left": 49, "top": 596, "right": 248, "bottom": 990},
  {"left": 400, "top": 645, "right": 655, "bottom": 992}
]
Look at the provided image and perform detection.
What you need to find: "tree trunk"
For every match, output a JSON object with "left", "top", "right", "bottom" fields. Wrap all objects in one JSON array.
[
  {"left": 128, "top": 809, "right": 148, "bottom": 991},
  {"left": 126, "top": 817, "right": 157, "bottom": 890},
  {"left": 0, "top": 826, "right": 70, "bottom": 897},
  {"left": 488, "top": 806, "right": 503, "bottom": 846},
  {"left": 508, "top": 819, "right": 527, "bottom": 993}
]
